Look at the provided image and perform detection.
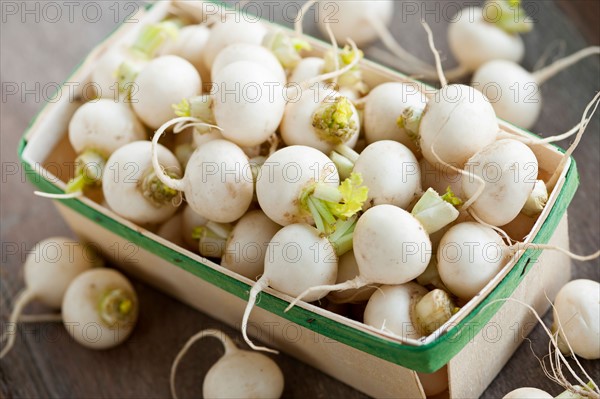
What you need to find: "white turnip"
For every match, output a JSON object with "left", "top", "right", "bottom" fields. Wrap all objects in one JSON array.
[
  {"left": 170, "top": 329, "right": 284, "bottom": 399},
  {"left": 103, "top": 141, "right": 182, "bottom": 225},
  {"left": 62, "top": 268, "right": 138, "bottom": 349}
]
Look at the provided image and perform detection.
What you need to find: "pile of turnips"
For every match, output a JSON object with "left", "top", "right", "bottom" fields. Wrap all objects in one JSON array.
[{"left": 19, "top": 1, "right": 600, "bottom": 398}]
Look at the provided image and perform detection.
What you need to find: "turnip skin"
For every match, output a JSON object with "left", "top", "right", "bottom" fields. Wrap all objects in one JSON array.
[
  {"left": 553, "top": 279, "right": 600, "bottom": 360},
  {"left": 462, "top": 139, "right": 538, "bottom": 227},
  {"left": 132, "top": 55, "right": 201, "bottom": 130},
  {"left": 437, "top": 222, "right": 507, "bottom": 300},
  {"left": 211, "top": 43, "right": 287, "bottom": 86},
  {"left": 183, "top": 139, "right": 255, "bottom": 223},
  {"left": 213, "top": 61, "right": 286, "bottom": 147},
  {"left": 170, "top": 329, "right": 284, "bottom": 399},
  {"left": 0, "top": 237, "right": 96, "bottom": 358},
  {"left": 181, "top": 205, "right": 210, "bottom": 250},
  {"left": 160, "top": 24, "right": 210, "bottom": 74},
  {"left": 353, "top": 205, "right": 431, "bottom": 285},
  {"left": 448, "top": 7, "right": 525, "bottom": 72},
  {"left": 103, "top": 141, "right": 182, "bottom": 225},
  {"left": 363, "top": 82, "right": 427, "bottom": 153},
  {"left": 62, "top": 268, "right": 138, "bottom": 350},
  {"left": 364, "top": 283, "right": 428, "bottom": 340},
  {"left": 289, "top": 57, "right": 325, "bottom": 84},
  {"left": 202, "top": 18, "right": 268, "bottom": 71},
  {"left": 256, "top": 145, "right": 339, "bottom": 227},
  {"left": 353, "top": 141, "right": 421, "bottom": 210},
  {"left": 315, "top": 0, "right": 394, "bottom": 48},
  {"left": 502, "top": 387, "right": 553, "bottom": 399},
  {"left": 419, "top": 84, "right": 499, "bottom": 168},
  {"left": 221, "top": 210, "right": 281, "bottom": 280},
  {"left": 472, "top": 60, "right": 542, "bottom": 130},
  {"left": 242, "top": 224, "right": 338, "bottom": 352},
  {"left": 68, "top": 99, "right": 146, "bottom": 156}
]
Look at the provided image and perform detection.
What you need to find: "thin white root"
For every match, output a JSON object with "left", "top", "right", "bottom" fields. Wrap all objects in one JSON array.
[
  {"left": 533, "top": 40, "right": 566, "bottom": 72},
  {"left": 547, "top": 91, "right": 600, "bottom": 191},
  {"left": 547, "top": 295, "right": 599, "bottom": 396},
  {"left": 421, "top": 20, "right": 447, "bottom": 88},
  {"left": 509, "top": 243, "right": 600, "bottom": 262},
  {"left": 324, "top": 20, "right": 340, "bottom": 86},
  {"left": 284, "top": 276, "right": 366, "bottom": 313},
  {"left": 296, "top": 39, "right": 362, "bottom": 91},
  {"left": 468, "top": 208, "right": 514, "bottom": 246},
  {"left": 170, "top": 328, "right": 238, "bottom": 399},
  {"left": 534, "top": 46, "right": 600, "bottom": 85},
  {"left": 294, "top": 0, "right": 316, "bottom": 36},
  {"left": 483, "top": 297, "right": 597, "bottom": 398},
  {"left": 365, "top": 14, "right": 440, "bottom": 76},
  {"left": 34, "top": 191, "right": 83, "bottom": 199},
  {"left": 0, "top": 290, "right": 35, "bottom": 359},
  {"left": 151, "top": 117, "right": 220, "bottom": 192},
  {"left": 365, "top": 47, "right": 469, "bottom": 82},
  {"left": 241, "top": 277, "right": 278, "bottom": 354},
  {"left": 429, "top": 137, "right": 486, "bottom": 211}
]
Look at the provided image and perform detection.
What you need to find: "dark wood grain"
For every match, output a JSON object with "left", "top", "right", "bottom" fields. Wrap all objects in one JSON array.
[{"left": 1, "top": 1, "right": 598, "bottom": 399}]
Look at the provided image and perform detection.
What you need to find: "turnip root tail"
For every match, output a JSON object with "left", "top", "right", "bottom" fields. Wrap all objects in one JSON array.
[
  {"left": 484, "top": 298, "right": 599, "bottom": 399},
  {"left": 151, "top": 116, "right": 220, "bottom": 192},
  {"left": 533, "top": 46, "right": 600, "bottom": 85},
  {"left": 170, "top": 329, "right": 238, "bottom": 399},
  {"left": 241, "top": 277, "right": 278, "bottom": 354},
  {"left": 285, "top": 276, "right": 367, "bottom": 313},
  {"left": 468, "top": 208, "right": 513, "bottom": 246},
  {"left": 0, "top": 289, "right": 35, "bottom": 359},
  {"left": 547, "top": 91, "right": 600, "bottom": 191},
  {"left": 323, "top": 20, "right": 340, "bottom": 86},
  {"left": 33, "top": 191, "right": 84, "bottom": 200},
  {"left": 421, "top": 21, "right": 447, "bottom": 87},
  {"left": 508, "top": 243, "right": 600, "bottom": 262},
  {"left": 17, "top": 313, "right": 63, "bottom": 323},
  {"left": 294, "top": 0, "right": 316, "bottom": 36}
]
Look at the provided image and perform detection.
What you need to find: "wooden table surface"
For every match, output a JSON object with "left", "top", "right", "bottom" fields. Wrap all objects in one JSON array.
[{"left": 1, "top": 1, "right": 598, "bottom": 398}]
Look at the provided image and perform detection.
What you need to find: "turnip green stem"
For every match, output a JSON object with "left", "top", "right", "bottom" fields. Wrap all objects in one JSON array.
[
  {"left": 323, "top": 45, "right": 367, "bottom": 93},
  {"left": 263, "top": 30, "right": 311, "bottom": 69},
  {"left": 397, "top": 106, "right": 423, "bottom": 144},
  {"left": 192, "top": 222, "right": 232, "bottom": 258},
  {"left": 98, "top": 288, "right": 136, "bottom": 327},
  {"left": 329, "top": 144, "right": 359, "bottom": 180},
  {"left": 328, "top": 216, "right": 357, "bottom": 256},
  {"left": 329, "top": 151, "right": 354, "bottom": 180},
  {"left": 65, "top": 149, "right": 106, "bottom": 193},
  {"left": 483, "top": 0, "right": 532, "bottom": 34},
  {"left": 312, "top": 96, "right": 359, "bottom": 145},
  {"left": 300, "top": 172, "right": 368, "bottom": 234},
  {"left": 412, "top": 188, "right": 460, "bottom": 235},
  {"left": 116, "top": 61, "right": 143, "bottom": 98},
  {"left": 414, "top": 289, "right": 457, "bottom": 335},
  {"left": 139, "top": 169, "right": 180, "bottom": 207},
  {"left": 522, "top": 180, "right": 548, "bottom": 217},
  {"left": 173, "top": 96, "right": 216, "bottom": 134},
  {"left": 131, "top": 20, "right": 180, "bottom": 59}
]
